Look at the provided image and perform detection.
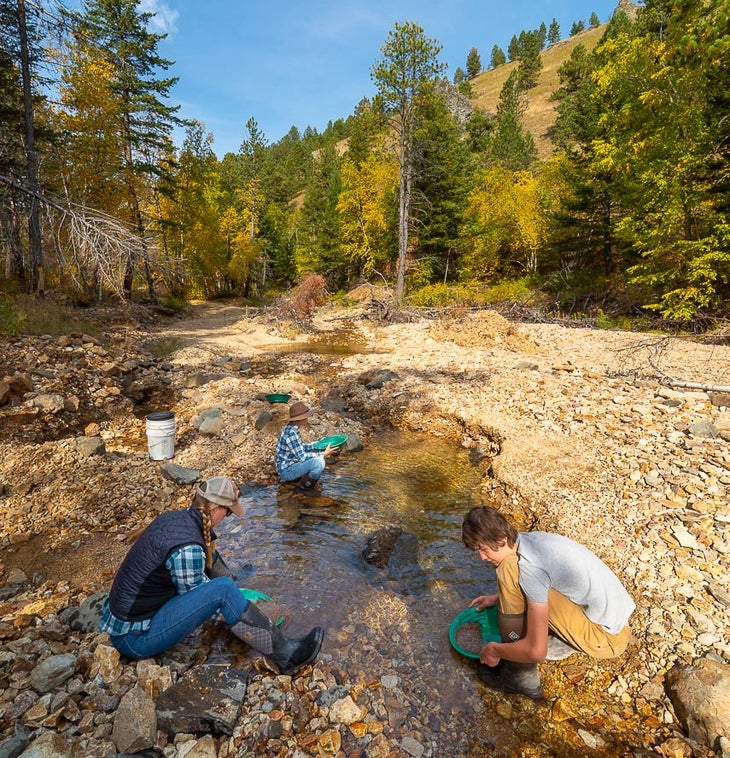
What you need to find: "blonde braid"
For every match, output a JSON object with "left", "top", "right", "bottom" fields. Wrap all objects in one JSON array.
[{"left": 191, "top": 493, "right": 214, "bottom": 568}]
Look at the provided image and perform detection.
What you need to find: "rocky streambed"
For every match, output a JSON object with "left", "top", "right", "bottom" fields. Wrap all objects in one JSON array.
[{"left": 0, "top": 301, "right": 728, "bottom": 757}]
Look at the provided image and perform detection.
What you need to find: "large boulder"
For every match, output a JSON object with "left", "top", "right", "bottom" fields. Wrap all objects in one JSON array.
[{"left": 665, "top": 657, "right": 730, "bottom": 751}]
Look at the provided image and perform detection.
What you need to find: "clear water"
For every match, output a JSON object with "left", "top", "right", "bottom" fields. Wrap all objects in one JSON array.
[{"left": 216, "top": 428, "right": 497, "bottom": 694}]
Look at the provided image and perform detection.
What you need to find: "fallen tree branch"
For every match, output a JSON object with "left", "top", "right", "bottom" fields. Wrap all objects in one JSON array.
[{"left": 659, "top": 378, "right": 730, "bottom": 393}]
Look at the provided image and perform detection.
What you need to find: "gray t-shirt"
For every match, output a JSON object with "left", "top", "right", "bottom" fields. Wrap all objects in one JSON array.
[{"left": 516, "top": 532, "right": 635, "bottom": 634}]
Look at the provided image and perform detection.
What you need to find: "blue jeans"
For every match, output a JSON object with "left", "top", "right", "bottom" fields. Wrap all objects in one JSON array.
[
  {"left": 278, "top": 455, "right": 325, "bottom": 483},
  {"left": 111, "top": 577, "right": 248, "bottom": 660}
]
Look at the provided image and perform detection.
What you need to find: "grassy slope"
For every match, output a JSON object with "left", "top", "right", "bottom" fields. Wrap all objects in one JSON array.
[{"left": 469, "top": 25, "right": 605, "bottom": 160}]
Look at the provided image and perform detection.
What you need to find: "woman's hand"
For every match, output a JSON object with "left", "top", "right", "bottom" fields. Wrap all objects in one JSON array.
[
  {"left": 480, "top": 641, "right": 501, "bottom": 667},
  {"left": 323, "top": 444, "right": 334, "bottom": 458},
  {"left": 469, "top": 593, "right": 498, "bottom": 611}
]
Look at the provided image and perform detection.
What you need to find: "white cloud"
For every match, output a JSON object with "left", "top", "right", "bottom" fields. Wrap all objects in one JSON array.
[{"left": 138, "top": 0, "right": 179, "bottom": 37}]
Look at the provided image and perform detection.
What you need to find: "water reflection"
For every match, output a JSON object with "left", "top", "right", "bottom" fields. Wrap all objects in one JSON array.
[{"left": 217, "top": 429, "right": 496, "bottom": 702}]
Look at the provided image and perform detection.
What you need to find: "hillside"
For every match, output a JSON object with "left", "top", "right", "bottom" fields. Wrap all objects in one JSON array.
[{"left": 469, "top": 24, "right": 606, "bottom": 160}]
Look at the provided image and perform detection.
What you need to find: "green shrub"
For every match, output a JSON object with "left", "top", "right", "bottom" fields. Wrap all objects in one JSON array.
[
  {"left": 0, "top": 296, "right": 21, "bottom": 336},
  {"left": 0, "top": 294, "right": 101, "bottom": 338},
  {"left": 480, "top": 277, "right": 536, "bottom": 304},
  {"left": 160, "top": 295, "right": 187, "bottom": 312}
]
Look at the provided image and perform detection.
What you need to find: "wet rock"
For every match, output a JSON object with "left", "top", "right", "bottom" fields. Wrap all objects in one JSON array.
[
  {"left": 328, "top": 695, "right": 360, "bottom": 725},
  {"left": 361, "top": 527, "right": 403, "bottom": 569},
  {"left": 345, "top": 434, "right": 364, "bottom": 453},
  {"left": 59, "top": 592, "right": 108, "bottom": 633},
  {"left": 155, "top": 664, "right": 248, "bottom": 737},
  {"left": 112, "top": 686, "right": 156, "bottom": 754},
  {"left": 469, "top": 445, "right": 487, "bottom": 465},
  {"left": 665, "top": 657, "right": 730, "bottom": 749},
  {"left": 401, "top": 735, "right": 425, "bottom": 757}
]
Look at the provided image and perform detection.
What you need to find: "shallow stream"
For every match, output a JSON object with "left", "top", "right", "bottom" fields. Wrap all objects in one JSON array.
[{"left": 216, "top": 429, "right": 495, "bottom": 711}]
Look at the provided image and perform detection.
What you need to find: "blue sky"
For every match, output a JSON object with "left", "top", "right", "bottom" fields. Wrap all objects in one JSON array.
[{"left": 140, "top": 0, "right": 622, "bottom": 158}]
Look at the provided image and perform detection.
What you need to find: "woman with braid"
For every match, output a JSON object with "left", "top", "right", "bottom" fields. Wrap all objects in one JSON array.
[{"left": 99, "top": 476, "right": 323, "bottom": 675}]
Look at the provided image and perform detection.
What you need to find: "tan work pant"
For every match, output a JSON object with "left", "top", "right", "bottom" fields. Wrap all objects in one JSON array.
[{"left": 496, "top": 554, "right": 631, "bottom": 659}]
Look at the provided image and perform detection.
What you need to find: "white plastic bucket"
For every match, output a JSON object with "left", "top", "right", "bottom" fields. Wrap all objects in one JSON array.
[{"left": 145, "top": 411, "right": 176, "bottom": 460}]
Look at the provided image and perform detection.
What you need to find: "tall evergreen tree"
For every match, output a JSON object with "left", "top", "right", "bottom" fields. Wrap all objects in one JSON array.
[
  {"left": 0, "top": 46, "right": 27, "bottom": 282},
  {"left": 411, "top": 92, "right": 472, "bottom": 284},
  {"left": 466, "top": 47, "right": 481, "bottom": 78},
  {"left": 488, "top": 70, "right": 536, "bottom": 171},
  {"left": 372, "top": 20, "right": 445, "bottom": 301},
  {"left": 490, "top": 44, "right": 506, "bottom": 68},
  {"left": 0, "top": 0, "right": 53, "bottom": 293},
  {"left": 297, "top": 144, "right": 343, "bottom": 286},
  {"left": 548, "top": 18, "right": 561, "bottom": 45},
  {"left": 75, "top": 0, "right": 183, "bottom": 300}
]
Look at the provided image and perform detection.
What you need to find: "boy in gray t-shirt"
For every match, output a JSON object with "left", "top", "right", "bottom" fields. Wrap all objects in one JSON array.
[{"left": 462, "top": 506, "right": 635, "bottom": 700}]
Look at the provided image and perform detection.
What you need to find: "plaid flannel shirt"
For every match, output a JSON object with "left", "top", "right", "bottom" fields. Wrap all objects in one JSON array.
[
  {"left": 275, "top": 423, "right": 318, "bottom": 474},
  {"left": 98, "top": 544, "right": 208, "bottom": 636}
]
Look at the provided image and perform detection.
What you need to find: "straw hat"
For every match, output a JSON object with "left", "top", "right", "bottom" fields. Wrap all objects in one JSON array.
[{"left": 289, "top": 401, "right": 312, "bottom": 422}]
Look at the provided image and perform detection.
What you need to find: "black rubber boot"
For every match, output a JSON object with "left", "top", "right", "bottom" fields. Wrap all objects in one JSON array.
[
  {"left": 296, "top": 474, "right": 320, "bottom": 496},
  {"left": 476, "top": 661, "right": 544, "bottom": 701},
  {"left": 229, "top": 602, "right": 323, "bottom": 676}
]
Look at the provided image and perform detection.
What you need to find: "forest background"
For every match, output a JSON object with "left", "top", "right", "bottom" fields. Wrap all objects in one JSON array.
[{"left": 1, "top": 0, "right": 729, "bottom": 330}]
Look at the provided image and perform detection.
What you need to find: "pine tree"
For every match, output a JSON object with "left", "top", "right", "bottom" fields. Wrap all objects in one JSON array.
[
  {"left": 488, "top": 70, "right": 536, "bottom": 171},
  {"left": 466, "top": 47, "right": 481, "bottom": 78},
  {"left": 548, "top": 19, "right": 561, "bottom": 45},
  {"left": 411, "top": 92, "right": 472, "bottom": 285},
  {"left": 372, "top": 20, "right": 445, "bottom": 301},
  {"left": 490, "top": 45, "right": 506, "bottom": 68},
  {"left": 75, "top": 0, "right": 183, "bottom": 300},
  {"left": 0, "top": 0, "right": 53, "bottom": 293}
]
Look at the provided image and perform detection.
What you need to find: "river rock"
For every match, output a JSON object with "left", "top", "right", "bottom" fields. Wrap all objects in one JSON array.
[
  {"left": 155, "top": 664, "right": 248, "bottom": 737},
  {"left": 361, "top": 526, "right": 403, "bottom": 569},
  {"left": 665, "top": 657, "right": 730, "bottom": 750}
]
